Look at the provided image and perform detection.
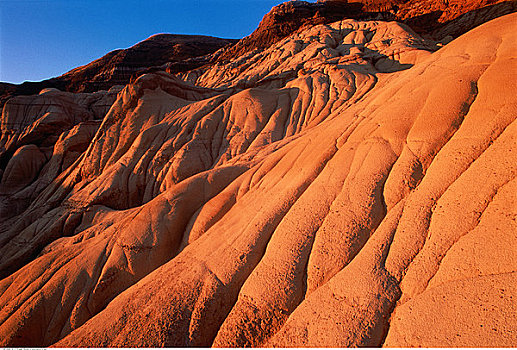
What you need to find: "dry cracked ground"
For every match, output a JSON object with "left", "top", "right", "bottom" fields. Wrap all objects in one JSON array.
[{"left": 0, "top": 12, "right": 516, "bottom": 348}]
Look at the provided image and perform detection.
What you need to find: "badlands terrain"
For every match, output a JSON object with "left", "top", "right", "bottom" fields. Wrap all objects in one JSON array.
[{"left": 0, "top": 0, "right": 516, "bottom": 347}]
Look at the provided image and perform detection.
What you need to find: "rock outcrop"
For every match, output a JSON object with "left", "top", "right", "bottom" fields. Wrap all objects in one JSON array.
[
  {"left": 0, "top": 87, "right": 118, "bottom": 222},
  {"left": 0, "top": 144, "right": 46, "bottom": 195},
  {"left": 2, "top": 0, "right": 515, "bottom": 107},
  {"left": 60, "top": 34, "right": 238, "bottom": 93},
  {"left": 215, "top": 0, "right": 517, "bottom": 62},
  {"left": 1, "top": 12, "right": 516, "bottom": 348},
  {"left": 0, "top": 35, "right": 235, "bottom": 219},
  {"left": 0, "top": 35, "right": 236, "bottom": 107},
  {"left": 0, "top": 3, "right": 515, "bottom": 349}
]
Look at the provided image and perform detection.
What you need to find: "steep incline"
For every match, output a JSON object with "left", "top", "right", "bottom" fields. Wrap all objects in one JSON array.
[
  {"left": 0, "top": 87, "right": 120, "bottom": 221},
  {"left": 0, "top": 13, "right": 515, "bottom": 348},
  {"left": 214, "top": 0, "right": 517, "bottom": 62}
]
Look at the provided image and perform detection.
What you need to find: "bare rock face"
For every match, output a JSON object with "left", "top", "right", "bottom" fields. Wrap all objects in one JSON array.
[
  {"left": 0, "top": 88, "right": 116, "bottom": 156},
  {"left": 215, "top": 0, "right": 356, "bottom": 62},
  {"left": 0, "top": 35, "right": 236, "bottom": 108},
  {"left": 1, "top": 0, "right": 514, "bottom": 107},
  {"left": 60, "top": 34, "right": 238, "bottom": 93},
  {"left": 0, "top": 88, "right": 118, "bottom": 223},
  {"left": 0, "top": 145, "right": 46, "bottom": 195},
  {"left": 215, "top": 0, "right": 516, "bottom": 63},
  {"left": 0, "top": 8, "right": 516, "bottom": 350},
  {"left": 430, "top": 0, "right": 517, "bottom": 38}
]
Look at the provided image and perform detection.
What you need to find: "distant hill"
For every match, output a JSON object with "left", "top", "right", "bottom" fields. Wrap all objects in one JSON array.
[{"left": 0, "top": 34, "right": 236, "bottom": 106}]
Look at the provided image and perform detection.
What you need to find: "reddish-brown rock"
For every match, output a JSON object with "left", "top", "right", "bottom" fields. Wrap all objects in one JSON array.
[
  {"left": 215, "top": 0, "right": 516, "bottom": 63},
  {"left": 0, "top": 35, "right": 236, "bottom": 107},
  {"left": 0, "top": 145, "right": 46, "bottom": 195},
  {"left": 0, "top": 3, "right": 515, "bottom": 349},
  {"left": 60, "top": 34, "right": 237, "bottom": 93},
  {"left": 1, "top": 0, "right": 514, "bottom": 107}
]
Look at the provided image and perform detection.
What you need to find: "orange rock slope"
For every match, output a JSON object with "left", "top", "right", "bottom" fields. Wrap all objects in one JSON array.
[{"left": 0, "top": 12, "right": 516, "bottom": 348}]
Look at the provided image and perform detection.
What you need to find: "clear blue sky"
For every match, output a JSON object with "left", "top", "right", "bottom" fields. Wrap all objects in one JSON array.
[{"left": 0, "top": 0, "right": 297, "bottom": 84}]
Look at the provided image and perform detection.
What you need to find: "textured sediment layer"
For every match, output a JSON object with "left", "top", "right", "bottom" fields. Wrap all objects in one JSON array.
[{"left": 0, "top": 12, "right": 515, "bottom": 348}]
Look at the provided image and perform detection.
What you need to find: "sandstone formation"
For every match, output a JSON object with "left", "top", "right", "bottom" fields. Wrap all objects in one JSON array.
[
  {"left": 2, "top": 0, "right": 515, "bottom": 109},
  {"left": 215, "top": 0, "right": 517, "bottom": 63},
  {"left": 0, "top": 3, "right": 516, "bottom": 349},
  {"left": 60, "top": 34, "right": 238, "bottom": 93},
  {"left": 0, "top": 35, "right": 236, "bottom": 107},
  {"left": 0, "top": 87, "right": 119, "bottom": 221}
]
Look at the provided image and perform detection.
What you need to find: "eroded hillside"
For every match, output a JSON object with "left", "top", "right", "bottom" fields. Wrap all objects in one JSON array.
[{"left": 0, "top": 7, "right": 515, "bottom": 349}]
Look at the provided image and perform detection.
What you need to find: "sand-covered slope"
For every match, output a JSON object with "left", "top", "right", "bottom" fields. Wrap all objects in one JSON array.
[{"left": 0, "top": 13, "right": 516, "bottom": 348}]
